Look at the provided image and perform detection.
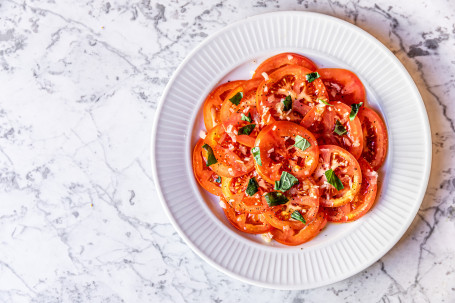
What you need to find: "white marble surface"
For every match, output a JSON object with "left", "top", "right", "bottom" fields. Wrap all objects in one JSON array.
[{"left": 0, "top": 0, "right": 454, "bottom": 302}]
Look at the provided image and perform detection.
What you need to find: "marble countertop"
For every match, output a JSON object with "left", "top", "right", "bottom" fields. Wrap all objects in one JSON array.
[{"left": 0, "top": 0, "right": 454, "bottom": 302}]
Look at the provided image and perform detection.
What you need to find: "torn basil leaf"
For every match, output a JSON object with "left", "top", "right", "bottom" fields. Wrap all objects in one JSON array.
[
  {"left": 291, "top": 210, "right": 306, "bottom": 224},
  {"left": 265, "top": 192, "right": 289, "bottom": 206},
  {"left": 229, "top": 92, "right": 243, "bottom": 105},
  {"left": 349, "top": 102, "right": 363, "bottom": 121},
  {"left": 283, "top": 95, "right": 292, "bottom": 111},
  {"left": 215, "top": 176, "right": 221, "bottom": 183},
  {"left": 246, "top": 177, "right": 259, "bottom": 196},
  {"left": 333, "top": 120, "right": 347, "bottom": 136},
  {"left": 252, "top": 147, "right": 262, "bottom": 166},
  {"left": 239, "top": 124, "right": 256, "bottom": 135},
  {"left": 306, "top": 72, "right": 320, "bottom": 83},
  {"left": 241, "top": 113, "right": 252, "bottom": 122},
  {"left": 274, "top": 171, "right": 299, "bottom": 192},
  {"left": 202, "top": 144, "right": 217, "bottom": 166},
  {"left": 318, "top": 98, "right": 333, "bottom": 106},
  {"left": 325, "top": 169, "right": 344, "bottom": 190},
  {"left": 294, "top": 135, "right": 311, "bottom": 151}
]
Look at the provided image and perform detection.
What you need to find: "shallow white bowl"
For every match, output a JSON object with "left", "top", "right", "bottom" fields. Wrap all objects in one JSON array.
[{"left": 151, "top": 11, "right": 431, "bottom": 289}]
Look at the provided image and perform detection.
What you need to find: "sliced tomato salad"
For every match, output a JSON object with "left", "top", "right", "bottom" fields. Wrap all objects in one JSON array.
[{"left": 192, "top": 53, "right": 388, "bottom": 246}]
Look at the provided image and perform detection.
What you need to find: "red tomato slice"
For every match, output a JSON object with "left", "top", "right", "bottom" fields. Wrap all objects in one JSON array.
[
  {"left": 256, "top": 65, "right": 329, "bottom": 124},
  {"left": 203, "top": 125, "right": 254, "bottom": 177},
  {"left": 254, "top": 121, "right": 319, "bottom": 183},
  {"left": 221, "top": 170, "right": 272, "bottom": 214},
  {"left": 192, "top": 139, "right": 223, "bottom": 196},
  {"left": 262, "top": 178, "right": 320, "bottom": 231},
  {"left": 203, "top": 80, "right": 245, "bottom": 130},
  {"left": 325, "top": 158, "right": 378, "bottom": 222},
  {"left": 358, "top": 107, "right": 388, "bottom": 170},
  {"left": 253, "top": 53, "right": 318, "bottom": 79},
  {"left": 301, "top": 101, "right": 363, "bottom": 159},
  {"left": 318, "top": 68, "right": 366, "bottom": 105},
  {"left": 270, "top": 211, "right": 327, "bottom": 246},
  {"left": 313, "top": 145, "right": 362, "bottom": 207},
  {"left": 220, "top": 78, "right": 262, "bottom": 124},
  {"left": 222, "top": 199, "right": 274, "bottom": 234}
]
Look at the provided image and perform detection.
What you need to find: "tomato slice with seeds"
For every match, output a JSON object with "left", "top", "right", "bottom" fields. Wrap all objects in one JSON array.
[
  {"left": 192, "top": 139, "right": 222, "bottom": 196},
  {"left": 221, "top": 170, "right": 272, "bottom": 214},
  {"left": 254, "top": 121, "right": 319, "bottom": 184},
  {"left": 220, "top": 78, "right": 262, "bottom": 124},
  {"left": 301, "top": 101, "right": 363, "bottom": 159},
  {"left": 317, "top": 68, "right": 366, "bottom": 106},
  {"left": 313, "top": 145, "right": 362, "bottom": 207},
  {"left": 262, "top": 178, "right": 320, "bottom": 231},
  {"left": 220, "top": 112, "right": 260, "bottom": 148},
  {"left": 253, "top": 53, "right": 318, "bottom": 79},
  {"left": 270, "top": 211, "right": 327, "bottom": 246},
  {"left": 203, "top": 125, "right": 254, "bottom": 177},
  {"left": 223, "top": 199, "right": 274, "bottom": 234},
  {"left": 325, "top": 158, "right": 378, "bottom": 222},
  {"left": 358, "top": 107, "right": 388, "bottom": 170},
  {"left": 203, "top": 80, "right": 245, "bottom": 130},
  {"left": 256, "top": 65, "right": 329, "bottom": 124}
]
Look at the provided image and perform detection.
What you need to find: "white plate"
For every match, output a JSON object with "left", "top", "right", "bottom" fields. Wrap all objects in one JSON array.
[{"left": 151, "top": 11, "right": 431, "bottom": 290}]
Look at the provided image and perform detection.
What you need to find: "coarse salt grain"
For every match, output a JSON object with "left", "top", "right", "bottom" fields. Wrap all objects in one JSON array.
[
  {"left": 228, "top": 168, "right": 234, "bottom": 176},
  {"left": 199, "top": 130, "right": 207, "bottom": 139},
  {"left": 261, "top": 232, "right": 273, "bottom": 243},
  {"left": 219, "top": 200, "right": 227, "bottom": 209},
  {"left": 287, "top": 54, "right": 293, "bottom": 60},
  {"left": 262, "top": 72, "right": 269, "bottom": 81}
]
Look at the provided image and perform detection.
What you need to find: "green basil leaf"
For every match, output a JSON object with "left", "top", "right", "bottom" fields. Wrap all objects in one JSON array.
[
  {"left": 294, "top": 135, "right": 311, "bottom": 151},
  {"left": 202, "top": 144, "right": 217, "bottom": 166},
  {"left": 274, "top": 171, "right": 299, "bottom": 192},
  {"left": 238, "top": 124, "right": 256, "bottom": 135},
  {"left": 349, "top": 102, "right": 363, "bottom": 121},
  {"left": 229, "top": 92, "right": 243, "bottom": 105},
  {"left": 245, "top": 177, "right": 259, "bottom": 196},
  {"left": 291, "top": 210, "right": 306, "bottom": 224},
  {"left": 215, "top": 176, "right": 221, "bottom": 183},
  {"left": 241, "top": 113, "right": 252, "bottom": 122},
  {"left": 325, "top": 169, "right": 344, "bottom": 190},
  {"left": 333, "top": 120, "right": 347, "bottom": 136},
  {"left": 265, "top": 192, "right": 289, "bottom": 206},
  {"left": 306, "top": 72, "right": 320, "bottom": 83},
  {"left": 318, "top": 98, "right": 333, "bottom": 106},
  {"left": 252, "top": 147, "right": 262, "bottom": 166},
  {"left": 283, "top": 95, "right": 292, "bottom": 111}
]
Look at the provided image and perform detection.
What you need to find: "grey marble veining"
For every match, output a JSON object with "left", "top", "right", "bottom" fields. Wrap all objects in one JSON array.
[{"left": 0, "top": 0, "right": 454, "bottom": 302}]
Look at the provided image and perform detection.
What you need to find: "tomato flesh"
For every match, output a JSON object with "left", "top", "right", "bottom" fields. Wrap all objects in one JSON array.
[
  {"left": 313, "top": 145, "right": 362, "bottom": 207},
  {"left": 253, "top": 53, "right": 317, "bottom": 79},
  {"left": 301, "top": 101, "right": 363, "bottom": 159},
  {"left": 318, "top": 68, "right": 366, "bottom": 106},
  {"left": 223, "top": 199, "right": 274, "bottom": 234},
  {"left": 256, "top": 65, "right": 329, "bottom": 124},
  {"left": 271, "top": 212, "right": 327, "bottom": 246},
  {"left": 192, "top": 139, "right": 223, "bottom": 196},
  {"left": 325, "top": 158, "right": 378, "bottom": 222},
  {"left": 358, "top": 107, "right": 388, "bottom": 170},
  {"left": 203, "top": 80, "right": 245, "bottom": 130},
  {"left": 254, "top": 121, "right": 319, "bottom": 183}
]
